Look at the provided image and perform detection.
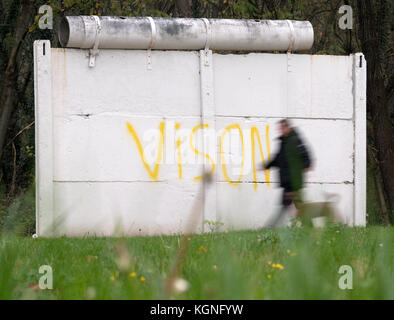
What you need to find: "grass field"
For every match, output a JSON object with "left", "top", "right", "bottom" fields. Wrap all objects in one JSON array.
[{"left": 0, "top": 226, "right": 393, "bottom": 300}]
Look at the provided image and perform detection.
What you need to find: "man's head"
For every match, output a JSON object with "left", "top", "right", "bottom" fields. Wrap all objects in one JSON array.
[{"left": 278, "top": 119, "right": 292, "bottom": 136}]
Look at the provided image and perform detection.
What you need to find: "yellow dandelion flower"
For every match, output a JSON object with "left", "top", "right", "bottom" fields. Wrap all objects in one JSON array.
[
  {"left": 198, "top": 245, "right": 208, "bottom": 253},
  {"left": 287, "top": 249, "right": 291, "bottom": 254},
  {"left": 291, "top": 253, "right": 297, "bottom": 256},
  {"left": 271, "top": 263, "right": 285, "bottom": 270},
  {"left": 140, "top": 276, "right": 146, "bottom": 282},
  {"left": 267, "top": 274, "right": 272, "bottom": 279},
  {"left": 110, "top": 275, "right": 115, "bottom": 281},
  {"left": 268, "top": 261, "right": 272, "bottom": 265},
  {"left": 130, "top": 272, "right": 137, "bottom": 278}
]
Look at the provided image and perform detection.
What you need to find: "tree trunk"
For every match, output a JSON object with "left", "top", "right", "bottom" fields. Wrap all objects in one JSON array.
[
  {"left": 357, "top": 0, "right": 394, "bottom": 220},
  {"left": 175, "top": 0, "right": 193, "bottom": 17},
  {"left": 0, "top": 0, "right": 35, "bottom": 161}
]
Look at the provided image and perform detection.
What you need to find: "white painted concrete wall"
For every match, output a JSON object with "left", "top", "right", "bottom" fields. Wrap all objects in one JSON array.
[{"left": 34, "top": 40, "right": 366, "bottom": 237}]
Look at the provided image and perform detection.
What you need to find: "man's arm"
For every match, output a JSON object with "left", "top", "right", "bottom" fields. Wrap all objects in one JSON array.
[{"left": 264, "top": 153, "right": 278, "bottom": 170}]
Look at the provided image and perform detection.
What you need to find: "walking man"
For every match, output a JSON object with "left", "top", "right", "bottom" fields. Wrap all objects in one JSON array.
[{"left": 263, "top": 119, "right": 312, "bottom": 227}]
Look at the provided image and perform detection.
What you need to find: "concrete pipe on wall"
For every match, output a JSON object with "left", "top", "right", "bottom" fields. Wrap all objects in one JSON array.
[{"left": 59, "top": 16, "right": 314, "bottom": 52}]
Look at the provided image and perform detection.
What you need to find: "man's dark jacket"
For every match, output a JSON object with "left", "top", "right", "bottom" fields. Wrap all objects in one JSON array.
[{"left": 265, "top": 128, "right": 311, "bottom": 191}]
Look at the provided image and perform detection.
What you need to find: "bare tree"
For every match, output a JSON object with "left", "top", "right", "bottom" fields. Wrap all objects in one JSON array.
[
  {"left": 0, "top": 0, "right": 35, "bottom": 161},
  {"left": 175, "top": 0, "right": 192, "bottom": 17},
  {"left": 357, "top": 0, "right": 394, "bottom": 220}
]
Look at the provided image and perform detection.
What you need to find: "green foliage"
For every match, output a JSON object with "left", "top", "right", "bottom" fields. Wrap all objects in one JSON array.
[
  {"left": 232, "top": 0, "right": 259, "bottom": 18},
  {"left": 0, "top": 227, "right": 393, "bottom": 299},
  {"left": 0, "top": 184, "right": 35, "bottom": 236},
  {"left": 367, "top": 162, "right": 385, "bottom": 225},
  {"left": 0, "top": 236, "right": 18, "bottom": 299}
]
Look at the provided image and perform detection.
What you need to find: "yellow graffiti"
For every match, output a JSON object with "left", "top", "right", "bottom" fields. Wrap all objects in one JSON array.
[
  {"left": 175, "top": 123, "right": 182, "bottom": 179},
  {"left": 266, "top": 124, "right": 271, "bottom": 176},
  {"left": 126, "top": 121, "right": 165, "bottom": 181},
  {"left": 251, "top": 125, "right": 271, "bottom": 190},
  {"left": 220, "top": 124, "right": 245, "bottom": 185},
  {"left": 190, "top": 123, "right": 216, "bottom": 181},
  {"left": 125, "top": 121, "right": 271, "bottom": 188}
]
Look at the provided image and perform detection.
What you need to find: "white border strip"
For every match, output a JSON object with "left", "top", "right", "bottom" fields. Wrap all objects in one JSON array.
[
  {"left": 353, "top": 52, "right": 367, "bottom": 226},
  {"left": 34, "top": 40, "right": 54, "bottom": 236},
  {"left": 199, "top": 49, "right": 217, "bottom": 231}
]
